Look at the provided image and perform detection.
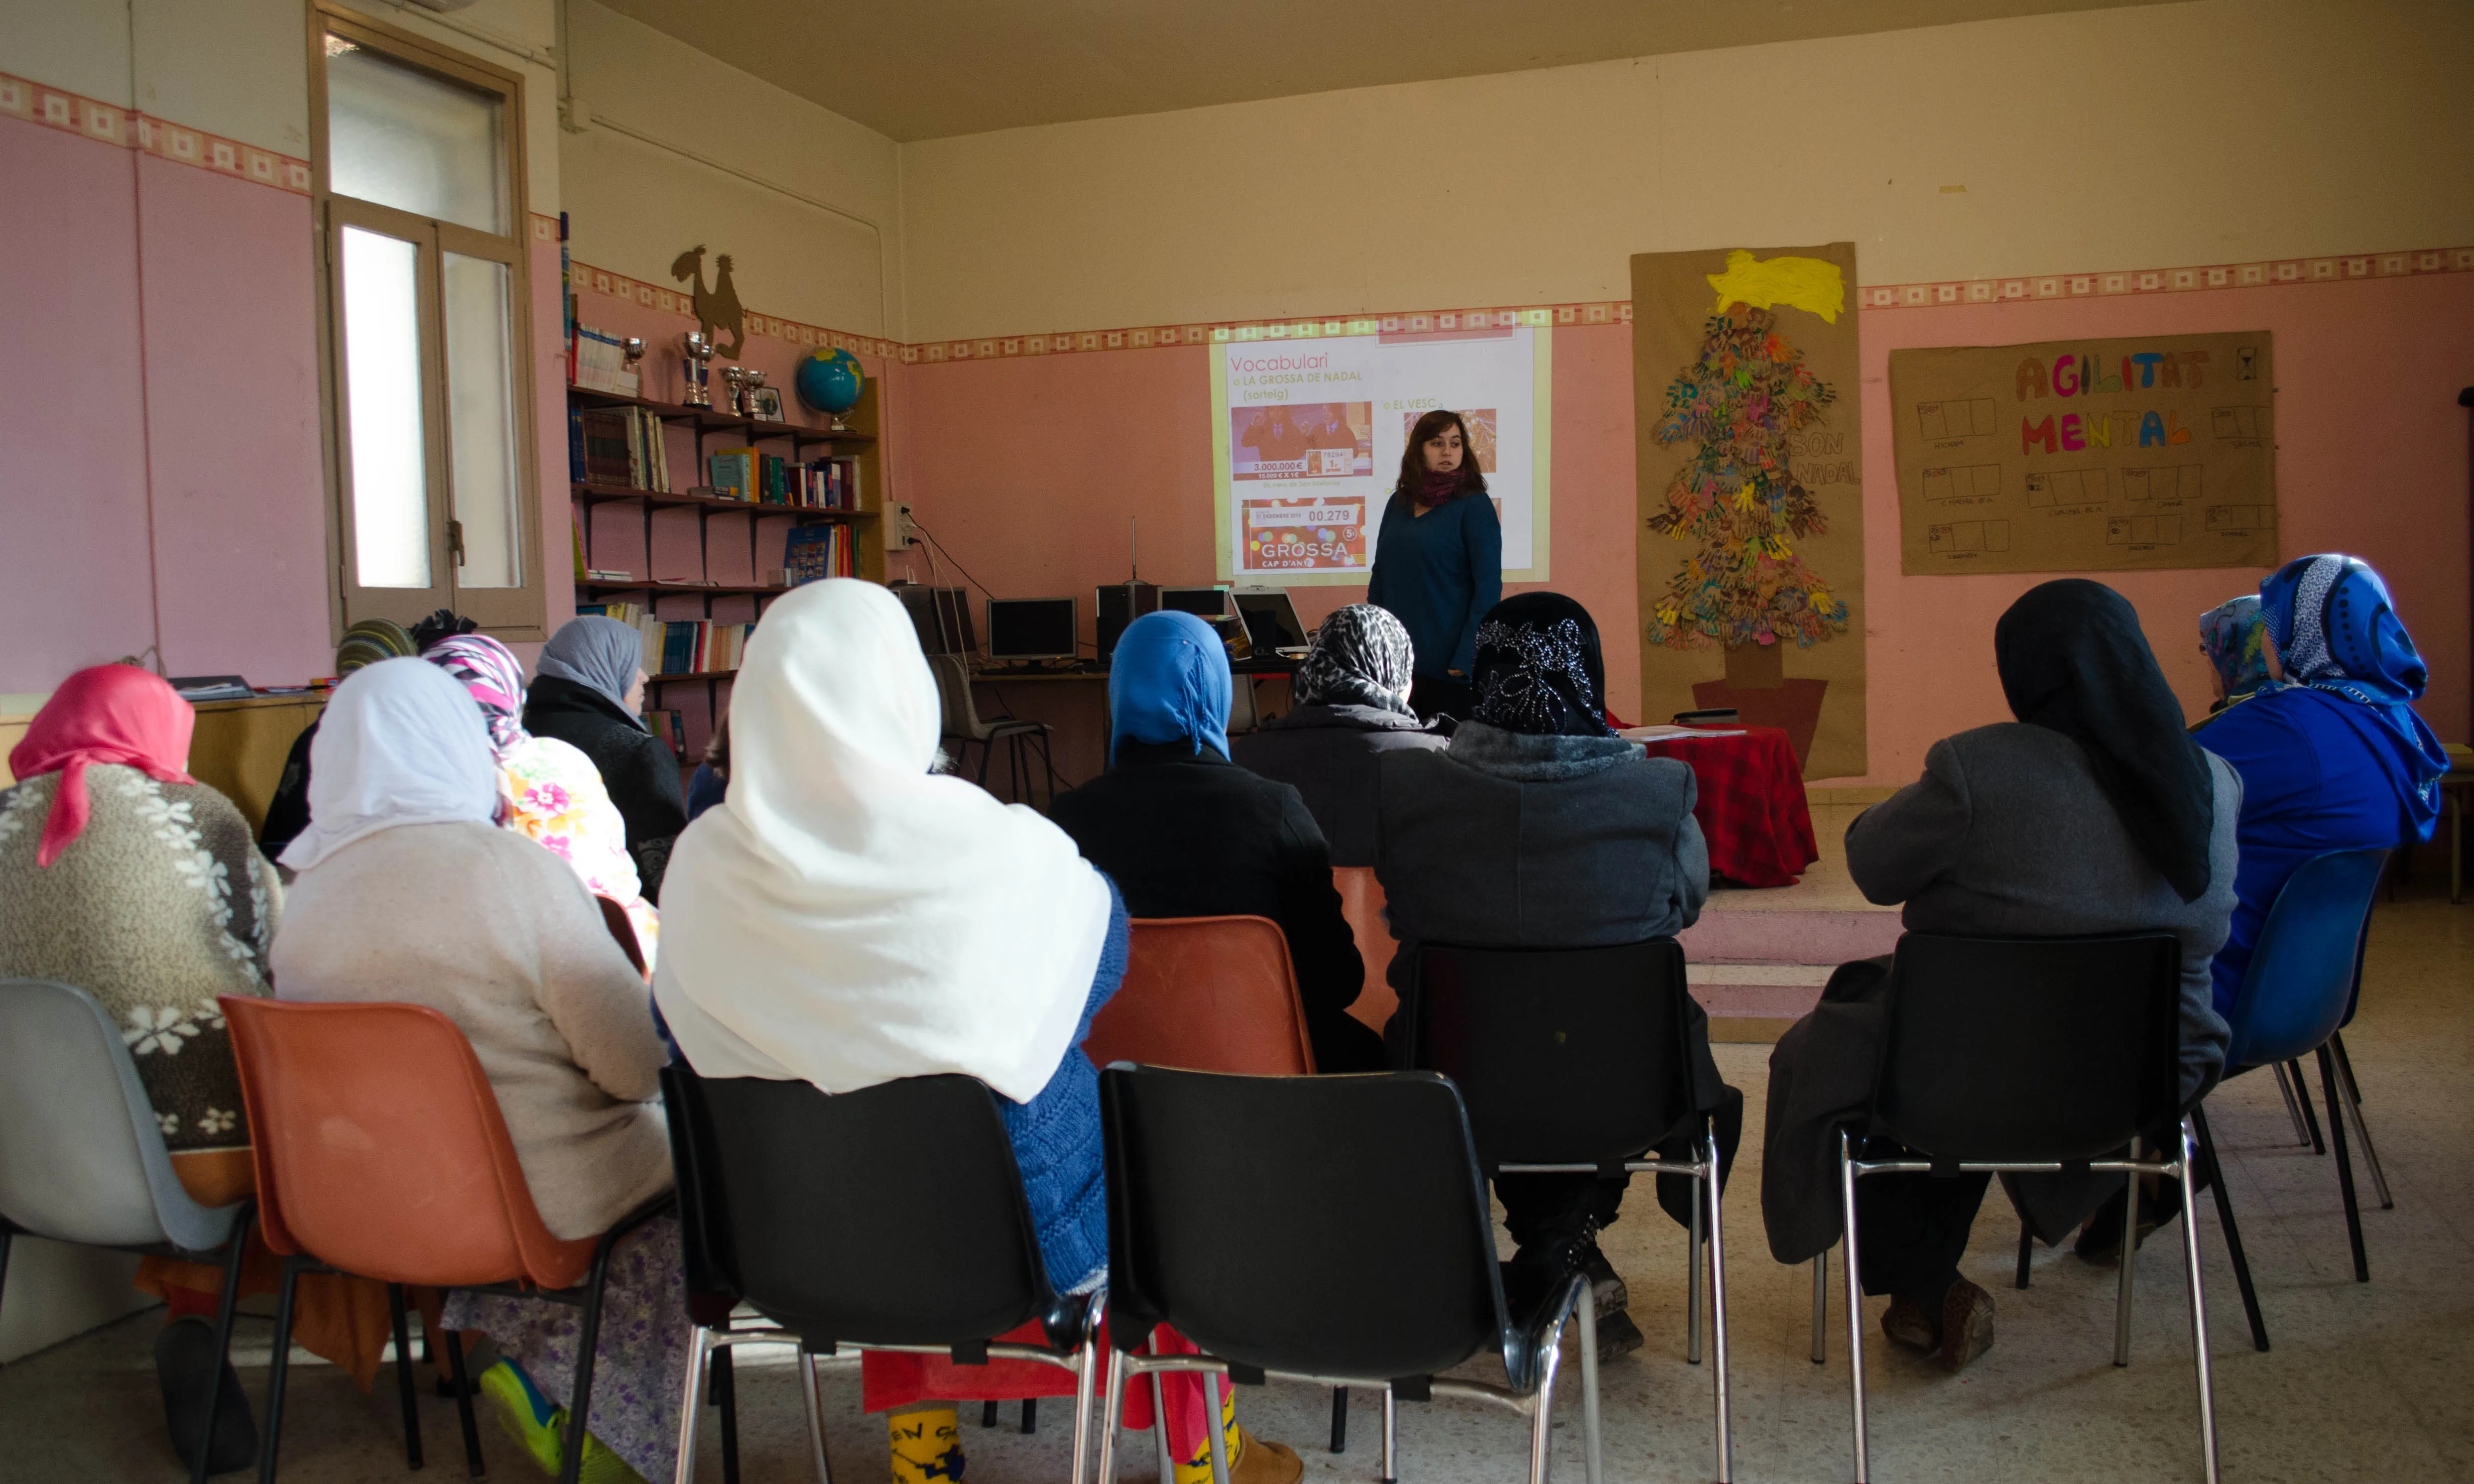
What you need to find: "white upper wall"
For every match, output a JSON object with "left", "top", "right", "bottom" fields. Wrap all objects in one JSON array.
[
  {"left": 895, "top": 0, "right": 2474, "bottom": 342},
  {"left": 559, "top": 0, "right": 904, "bottom": 339}
]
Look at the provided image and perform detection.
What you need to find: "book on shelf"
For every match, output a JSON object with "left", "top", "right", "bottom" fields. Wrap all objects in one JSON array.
[
  {"left": 707, "top": 447, "right": 758, "bottom": 502},
  {"left": 571, "top": 324, "right": 640, "bottom": 396},
  {"left": 784, "top": 524, "right": 855, "bottom": 585},
  {"left": 648, "top": 618, "right": 757, "bottom": 677},
  {"left": 573, "top": 407, "right": 670, "bottom": 490},
  {"left": 647, "top": 708, "right": 688, "bottom": 760}
]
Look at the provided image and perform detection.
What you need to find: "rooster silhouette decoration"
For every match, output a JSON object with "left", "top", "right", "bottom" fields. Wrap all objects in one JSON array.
[{"left": 670, "top": 245, "right": 747, "bottom": 359}]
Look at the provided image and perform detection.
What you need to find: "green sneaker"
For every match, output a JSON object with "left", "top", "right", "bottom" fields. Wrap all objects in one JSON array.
[{"left": 477, "top": 1358, "right": 646, "bottom": 1483}]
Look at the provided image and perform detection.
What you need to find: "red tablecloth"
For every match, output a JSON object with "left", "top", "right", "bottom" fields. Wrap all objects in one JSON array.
[{"left": 1635, "top": 724, "right": 1819, "bottom": 888}]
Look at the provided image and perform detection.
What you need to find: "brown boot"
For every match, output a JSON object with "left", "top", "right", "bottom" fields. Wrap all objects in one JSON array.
[
  {"left": 1939, "top": 1279, "right": 1996, "bottom": 1374},
  {"left": 1230, "top": 1427, "right": 1303, "bottom": 1484},
  {"left": 1880, "top": 1297, "right": 1938, "bottom": 1352}
]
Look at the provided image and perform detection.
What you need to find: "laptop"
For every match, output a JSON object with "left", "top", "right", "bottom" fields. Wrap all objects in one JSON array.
[{"left": 1232, "top": 588, "right": 1311, "bottom": 657}]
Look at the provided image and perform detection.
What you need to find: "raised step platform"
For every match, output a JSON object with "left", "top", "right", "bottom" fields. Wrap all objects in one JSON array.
[{"left": 1682, "top": 803, "right": 1901, "bottom": 1041}]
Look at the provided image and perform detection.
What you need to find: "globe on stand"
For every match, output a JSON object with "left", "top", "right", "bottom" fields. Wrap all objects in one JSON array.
[{"left": 795, "top": 347, "right": 865, "bottom": 431}]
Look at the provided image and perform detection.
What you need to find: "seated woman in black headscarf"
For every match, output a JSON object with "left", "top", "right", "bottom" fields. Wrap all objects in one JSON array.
[
  {"left": 1374, "top": 592, "right": 1735, "bottom": 1361},
  {"left": 1760, "top": 579, "right": 2237, "bottom": 1375},
  {"left": 1231, "top": 603, "right": 1451, "bottom": 866},
  {"left": 1050, "top": 610, "right": 1385, "bottom": 1074}
]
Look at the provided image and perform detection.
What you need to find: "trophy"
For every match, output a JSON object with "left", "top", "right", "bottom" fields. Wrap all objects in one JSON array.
[
  {"left": 743, "top": 369, "right": 772, "bottom": 420},
  {"left": 680, "top": 331, "right": 713, "bottom": 408},
  {"left": 721, "top": 365, "right": 749, "bottom": 417}
]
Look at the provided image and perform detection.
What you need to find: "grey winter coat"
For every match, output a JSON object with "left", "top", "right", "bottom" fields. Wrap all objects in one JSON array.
[
  {"left": 1231, "top": 702, "right": 1451, "bottom": 867},
  {"left": 1761, "top": 722, "right": 2241, "bottom": 1262}
]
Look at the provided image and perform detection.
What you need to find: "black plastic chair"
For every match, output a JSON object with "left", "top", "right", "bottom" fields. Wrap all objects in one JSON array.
[
  {"left": 1404, "top": 939, "right": 1733, "bottom": 1483},
  {"left": 1807, "top": 933, "right": 2218, "bottom": 1484},
  {"left": 665, "top": 1062, "right": 1103, "bottom": 1483},
  {"left": 1096, "top": 1064, "right": 1598, "bottom": 1484}
]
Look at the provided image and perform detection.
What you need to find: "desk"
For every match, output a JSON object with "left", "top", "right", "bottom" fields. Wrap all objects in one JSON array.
[
  {"left": 2, "top": 693, "right": 321, "bottom": 832},
  {"left": 1630, "top": 724, "right": 1819, "bottom": 889},
  {"left": 963, "top": 660, "right": 1299, "bottom": 790}
]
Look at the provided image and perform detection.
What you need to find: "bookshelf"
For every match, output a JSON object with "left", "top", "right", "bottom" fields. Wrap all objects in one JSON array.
[{"left": 568, "top": 378, "right": 888, "bottom": 758}]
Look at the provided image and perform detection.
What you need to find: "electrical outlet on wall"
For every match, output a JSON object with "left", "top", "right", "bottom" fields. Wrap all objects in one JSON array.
[{"left": 887, "top": 503, "right": 917, "bottom": 552}]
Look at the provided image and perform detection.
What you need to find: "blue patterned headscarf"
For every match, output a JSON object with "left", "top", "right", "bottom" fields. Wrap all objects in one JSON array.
[
  {"left": 1108, "top": 611, "right": 1232, "bottom": 764},
  {"left": 2198, "top": 595, "right": 2271, "bottom": 701},
  {"left": 2258, "top": 554, "right": 2449, "bottom": 832}
]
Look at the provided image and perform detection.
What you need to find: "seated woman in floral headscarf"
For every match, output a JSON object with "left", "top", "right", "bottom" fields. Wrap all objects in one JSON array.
[
  {"left": 1372, "top": 592, "right": 1734, "bottom": 1361},
  {"left": 425, "top": 634, "right": 658, "bottom": 967},
  {"left": 2194, "top": 554, "right": 2450, "bottom": 1016},
  {"left": 2195, "top": 594, "right": 2273, "bottom": 721}
]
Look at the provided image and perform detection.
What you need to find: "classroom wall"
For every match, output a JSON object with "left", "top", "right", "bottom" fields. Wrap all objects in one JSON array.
[
  {"left": 887, "top": 0, "right": 2474, "bottom": 783},
  {"left": 899, "top": 0, "right": 2474, "bottom": 341}
]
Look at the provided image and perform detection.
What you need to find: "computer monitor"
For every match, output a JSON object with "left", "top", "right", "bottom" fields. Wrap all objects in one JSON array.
[
  {"left": 986, "top": 597, "right": 1079, "bottom": 662},
  {"left": 895, "top": 584, "right": 975, "bottom": 656},
  {"left": 1160, "top": 586, "right": 1229, "bottom": 618},
  {"left": 1232, "top": 588, "right": 1310, "bottom": 654}
]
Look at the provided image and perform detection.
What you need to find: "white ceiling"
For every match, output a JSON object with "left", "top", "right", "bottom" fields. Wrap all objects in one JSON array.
[{"left": 592, "top": 0, "right": 2187, "bottom": 143}]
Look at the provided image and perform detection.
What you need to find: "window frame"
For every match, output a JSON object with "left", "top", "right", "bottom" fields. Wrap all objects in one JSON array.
[{"left": 308, "top": 3, "right": 545, "bottom": 641}]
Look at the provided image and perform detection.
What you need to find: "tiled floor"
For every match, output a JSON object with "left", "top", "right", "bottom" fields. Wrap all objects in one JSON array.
[{"left": 5, "top": 890, "right": 2468, "bottom": 1483}]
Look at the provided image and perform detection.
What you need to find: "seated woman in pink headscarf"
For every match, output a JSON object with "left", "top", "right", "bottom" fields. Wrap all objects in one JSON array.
[{"left": 424, "top": 634, "right": 659, "bottom": 968}]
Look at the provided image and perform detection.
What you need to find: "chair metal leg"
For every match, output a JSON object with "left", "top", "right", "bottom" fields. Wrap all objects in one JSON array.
[
  {"left": 1574, "top": 1288, "right": 1602, "bottom": 1484},
  {"left": 2329, "top": 1033, "right": 2394, "bottom": 1209},
  {"left": 1686, "top": 1173, "right": 1703, "bottom": 1365},
  {"left": 388, "top": 1284, "right": 424, "bottom": 1471},
  {"left": 1839, "top": 1132, "right": 1869, "bottom": 1484},
  {"left": 2192, "top": 1103, "right": 2270, "bottom": 1351},
  {"left": 673, "top": 1327, "right": 710, "bottom": 1484},
  {"left": 1094, "top": 1346, "right": 1128, "bottom": 1484},
  {"left": 2015, "top": 1220, "right": 2034, "bottom": 1290},
  {"left": 256, "top": 1256, "right": 302, "bottom": 1484},
  {"left": 192, "top": 1206, "right": 254, "bottom": 1484},
  {"left": 1068, "top": 1332, "right": 1096, "bottom": 1484},
  {"left": 1381, "top": 1384, "right": 1396, "bottom": 1484},
  {"left": 1703, "top": 1127, "right": 1733, "bottom": 1484},
  {"left": 797, "top": 1349, "right": 833, "bottom": 1484},
  {"left": 2177, "top": 1121, "right": 2222, "bottom": 1484},
  {"left": 1810, "top": 1252, "right": 1826, "bottom": 1365},
  {"left": 2272, "top": 1062, "right": 2311, "bottom": 1146},
  {"left": 560, "top": 1245, "right": 618, "bottom": 1484},
  {"left": 980, "top": 1401, "right": 998, "bottom": 1428},
  {"left": 1328, "top": 1388, "right": 1347, "bottom": 1453},
  {"left": 2289, "top": 1059, "right": 2327, "bottom": 1154},
  {"left": 1021, "top": 1398, "right": 1037, "bottom": 1434},
  {"left": 1526, "top": 1321, "right": 1566, "bottom": 1484},
  {"left": 2114, "top": 1151, "right": 2140, "bottom": 1367},
  {"left": 2318, "top": 1045, "right": 2370, "bottom": 1282},
  {"left": 714, "top": 1347, "right": 740, "bottom": 1484},
  {"left": 443, "top": 1329, "right": 484, "bottom": 1479},
  {"left": 1149, "top": 1362, "right": 1173, "bottom": 1484},
  {"left": 1202, "top": 1371, "right": 1232, "bottom": 1484}
]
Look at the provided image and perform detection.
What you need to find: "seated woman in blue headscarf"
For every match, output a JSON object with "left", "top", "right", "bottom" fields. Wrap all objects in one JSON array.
[
  {"left": 1048, "top": 611, "right": 1385, "bottom": 1073},
  {"left": 2194, "top": 554, "right": 2450, "bottom": 1016}
]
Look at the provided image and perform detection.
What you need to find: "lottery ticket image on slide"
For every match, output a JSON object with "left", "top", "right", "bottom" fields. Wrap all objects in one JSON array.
[
  {"left": 1231, "top": 402, "right": 1373, "bottom": 480},
  {"left": 1242, "top": 496, "right": 1370, "bottom": 573},
  {"left": 1402, "top": 407, "right": 1499, "bottom": 473}
]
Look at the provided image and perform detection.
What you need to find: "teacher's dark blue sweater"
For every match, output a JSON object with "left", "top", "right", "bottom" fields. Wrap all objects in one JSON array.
[{"left": 1366, "top": 491, "right": 1502, "bottom": 678}]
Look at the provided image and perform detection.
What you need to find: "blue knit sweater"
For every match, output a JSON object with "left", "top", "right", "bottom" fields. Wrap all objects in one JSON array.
[{"left": 999, "top": 878, "right": 1129, "bottom": 1294}]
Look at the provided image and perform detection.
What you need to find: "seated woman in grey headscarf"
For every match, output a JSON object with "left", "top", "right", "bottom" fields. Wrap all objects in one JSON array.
[
  {"left": 1760, "top": 579, "right": 2236, "bottom": 1377},
  {"left": 524, "top": 616, "right": 689, "bottom": 901},
  {"left": 1374, "top": 592, "right": 1734, "bottom": 1361},
  {"left": 1231, "top": 603, "right": 1450, "bottom": 867}
]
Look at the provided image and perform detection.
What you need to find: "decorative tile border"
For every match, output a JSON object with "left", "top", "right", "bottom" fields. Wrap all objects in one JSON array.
[
  {"left": 563, "top": 250, "right": 910, "bottom": 361},
  {"left": 1858, "top": 246, "right": 2474, "bottom": 309},
  {"left": 0, "top": 71, "right": 311, "bottom": 195}
]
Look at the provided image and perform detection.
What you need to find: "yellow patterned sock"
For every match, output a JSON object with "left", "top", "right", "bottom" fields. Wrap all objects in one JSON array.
[
  {"left": 1171, "top": 1383, "right": 1244, "bottom": 1484},
  {"left": 889, "top": 1405, "right": 965, "bottom": 1483}
]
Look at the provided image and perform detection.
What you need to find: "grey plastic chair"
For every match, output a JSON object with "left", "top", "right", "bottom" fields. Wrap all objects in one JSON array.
[{"left": 0, "top": 978, "right": 253, "bottom": 1484}]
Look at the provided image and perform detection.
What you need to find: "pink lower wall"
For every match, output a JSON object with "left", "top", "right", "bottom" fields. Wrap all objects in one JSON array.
[
  {"left": 1, "top": 122, "right": 158, "bottom": 691},
  {"left": 136, "top": 155, "right": 328, "bottom": 686},
  {"left": 895, "top": 275, "right": 2474, "bottom": 788}
]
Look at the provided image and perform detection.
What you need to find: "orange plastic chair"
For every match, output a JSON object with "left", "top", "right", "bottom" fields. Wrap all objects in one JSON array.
[
  {"left": 221, "top": 997, "right": 670, "bottom": 1484},
  {"left": 595, "top": 894, "right": 649, "bottom": 980},
  {"left": 1083, "top": 916, "right": 1317, "bottom": 1074},
  {"left": 1332, "top": 867, "right": 1399, "bottom": 1035}
]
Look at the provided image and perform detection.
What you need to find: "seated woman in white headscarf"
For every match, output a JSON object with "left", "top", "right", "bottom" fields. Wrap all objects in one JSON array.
[
  {"left": 655, "top": 579, "right": 1300, "bottom": 1484},
  {"left": 269, "top": 658, "right": 683, "bottom": 1483}
]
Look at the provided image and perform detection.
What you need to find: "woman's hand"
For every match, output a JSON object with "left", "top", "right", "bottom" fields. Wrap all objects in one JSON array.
[{"left": 1446, "top": 669, "right": 1464, "bottom": 678}]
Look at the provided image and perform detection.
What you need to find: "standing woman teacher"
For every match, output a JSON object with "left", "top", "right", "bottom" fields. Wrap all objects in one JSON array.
[{"left": 1367, "top": 410, "right": 1502, "bottom": 721}]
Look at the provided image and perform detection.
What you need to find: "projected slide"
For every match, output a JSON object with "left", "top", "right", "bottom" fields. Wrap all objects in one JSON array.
[{"left": 1212, "top": 326, "right": 1550, "bottom": 585}]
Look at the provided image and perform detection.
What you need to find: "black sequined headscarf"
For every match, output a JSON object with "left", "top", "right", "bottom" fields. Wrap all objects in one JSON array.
[{"left": 1470, "top": 593, "right": 1614, "bottom": 738}]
